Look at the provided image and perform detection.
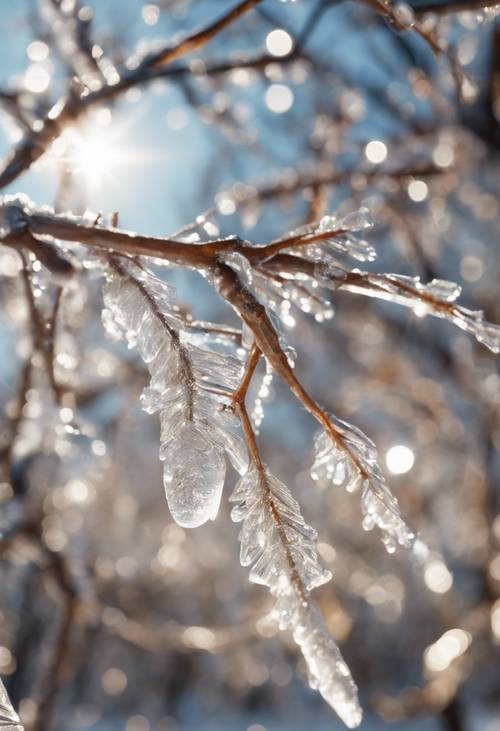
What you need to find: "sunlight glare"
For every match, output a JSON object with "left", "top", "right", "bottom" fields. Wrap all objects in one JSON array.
[
  {"left": 73, "top": 135, "right": 119, "bottom": 184},
  {"left": 57, "top": 120, "right": 145, "bottom": 191}
]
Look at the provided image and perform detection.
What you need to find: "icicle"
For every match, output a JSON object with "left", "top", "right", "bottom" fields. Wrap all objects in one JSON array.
[
  {"left": 311, "top": 415, "right": 415, "bottom": 552},
  {"left": 284, "top": 600, "right": 363, "bottom": 729},
  {"left": 0, "top": 678, "right": 23, "bottom": 731},
  {"left": 230, "top": 467, "right": 362, "bottom": 727},
  {"left": 162, "top": 422, "right": 226, "bottom": 527},
  {"left": 102, "top": 260, "right": 248, "bottom": 528}
]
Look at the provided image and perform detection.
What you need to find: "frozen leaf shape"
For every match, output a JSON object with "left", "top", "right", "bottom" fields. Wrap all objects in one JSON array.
[
  {"left": 311, "top": 415, "right": 415, "bottom": 553},
  {"left": 0, "top": 679, "right": 23, "bottom": 731},
  {"left": 231, "top": 467, "right": 332, "bottom": 591},
  {"left": 230, "top": 466, "right": 362, "bottom": 727},
  {"left": 103, "top": 260, "right": 248, "bottom": 528}
]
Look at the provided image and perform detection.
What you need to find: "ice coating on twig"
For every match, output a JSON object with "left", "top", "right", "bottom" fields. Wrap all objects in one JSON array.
[
  {"left": 311, "top": 415, "right": 414, "bottom": 553},
  {"left": 102, "top": 260, "right": 248, "bottom": 528},
  {"left": 367, "top": 273, "right": 463, "bottom": 305},
  {"left": 230, "top": 466, "right": 362, "bottom": 728},
  {"left": 364, "top": 273, "right": 500, "bottom": 353},
  {"left": 274, "top": 206, "right": 376, "bottom": 263},
  {"left": 448, "top": 306, "right": 500, "bottom": 353},
  {"left": 222, "top": 251, "right": 334, "bottom": 329},
  {"left": 0, "top": 678, "right": 23, "bottom": 730}
]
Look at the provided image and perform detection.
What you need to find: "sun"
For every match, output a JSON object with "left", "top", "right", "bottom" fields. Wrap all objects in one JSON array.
[
  {"left": 63, "top": 123, "right": 125, "bottom": 189},
  {"left": 70, "top": 132, "right": 121, "bottom": 185},
  {"left": 48, "top": 111, "right": 154, "bottom": 194}
]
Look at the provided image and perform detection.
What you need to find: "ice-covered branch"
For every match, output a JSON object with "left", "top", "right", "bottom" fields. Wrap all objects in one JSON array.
[
  {"left": 327, "top": 269, "right": 500, "bottom": 355},
  {"left": 231, "top": 349, "right": 362, "bottom": 727},
  {"left": 1, "top": 193, "right": 498, "bottom": 556}
]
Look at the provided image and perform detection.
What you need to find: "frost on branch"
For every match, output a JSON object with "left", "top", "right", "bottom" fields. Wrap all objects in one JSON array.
[
  {"left": 230, "top": 467, "right": 362, "bottom": 728},
  {"left": 0, "top": 678, "right": 23, "bottom": 731},
  {"left": 102, "top": 260, "right": 248, "bottom": 528},
  {"left": 311, "top": 415, "right": 415, "bottom": 554}
]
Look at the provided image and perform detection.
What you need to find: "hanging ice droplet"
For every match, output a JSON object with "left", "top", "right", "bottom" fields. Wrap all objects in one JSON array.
[{"left": 163, "top": 423, "right": 226, "bottom": 528}]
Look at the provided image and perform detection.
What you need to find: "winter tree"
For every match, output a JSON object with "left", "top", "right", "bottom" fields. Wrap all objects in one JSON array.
[{"left": 0, "top": 1, "right": 499, "bottom": 730}]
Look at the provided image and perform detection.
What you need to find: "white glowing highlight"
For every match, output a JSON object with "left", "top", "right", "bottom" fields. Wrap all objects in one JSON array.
[
  {"left": 142, "top": 3, "right": 160, "bottom": 25},
  {"left": 365, "top": 140, "right": 387, "bottom": 164},
  {"left": 424, "top": 628, "right": 471, "bottom": 673},
  {"left": 27, "top": 40, "right": 49, "bottom": 62},
  {"left": 24, "top": 64, "right": 50, "bottom": 93},
  {"left": 50, "top": 118, "right": 155, "bottom": 192},
  {"left": 491, "top": 599, "right": 500, "bottom": 641},
  {"left": 424, "top": 559, "right": 453, "bottom": 594},
  {"left": 266, "top": 29, "right": 293, "bottom": 57},
  {"left": 385, "top": 445, "right": 414, "bottom": 475},
  {"left": 265, "top": 84, "right": 294, "bottom": 114},
  {"left": 408, "top": 180, "right": 429, "bottom": 202}
]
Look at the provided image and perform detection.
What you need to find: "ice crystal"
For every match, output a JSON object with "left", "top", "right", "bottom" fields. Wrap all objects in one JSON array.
[
  {"left": 273, "top": 206, "right": 376, "bottom": 264},
  {"left": 230, "top": 466, "right": 362, "bottom": 727},
  {"left": 0, "top": 678, "right": 23, "bottom": 731},
  {"left": 102, "top": 260, "right": 248, "bottom": 528},
  {"left": 311, "top": 415, "right": 414, "bottom": 553}
]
